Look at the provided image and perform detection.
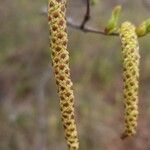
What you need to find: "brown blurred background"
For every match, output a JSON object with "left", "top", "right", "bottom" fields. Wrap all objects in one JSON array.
[{"left": 0, "top": 0, "right": 150, "bottom": 150}]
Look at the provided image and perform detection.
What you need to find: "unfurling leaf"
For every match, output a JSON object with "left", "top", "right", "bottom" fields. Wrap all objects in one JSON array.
[
  {"left": 136, "top": 18, "right": 150, "bottom": 36},
  {"left": 105, "top": 5, "right": 122, "bottom": 34}
]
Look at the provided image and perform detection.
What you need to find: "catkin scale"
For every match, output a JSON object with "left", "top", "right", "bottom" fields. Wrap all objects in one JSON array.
[
  {"left": 119, "top": 22, "right": 140, "bottom": 139},
  {"left": 48, "top": 0, "right": 79, "bottom": 149}
]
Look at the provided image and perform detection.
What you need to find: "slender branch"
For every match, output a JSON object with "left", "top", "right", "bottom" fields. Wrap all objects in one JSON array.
[
  {"left": 67, "top": 17, "right": 118, "bottom": 36},
  {"left": 40, "top": 6, "right": 119, "bottom": 36},
  {"left": 80, "top": 0, "right": 90, "bottom": 29},
  {"left": 76, "top": 0, "right": 118, "bottom": 36}
]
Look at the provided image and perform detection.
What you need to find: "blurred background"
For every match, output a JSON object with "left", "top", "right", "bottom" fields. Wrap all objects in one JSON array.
[{"left": 0, "top": 0, "right": 150, "bottom": 149}]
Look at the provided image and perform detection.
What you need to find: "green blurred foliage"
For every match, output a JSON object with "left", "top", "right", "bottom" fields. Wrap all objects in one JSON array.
[{"left": 105, "top": 5, "right": 122, "bottom": 34}]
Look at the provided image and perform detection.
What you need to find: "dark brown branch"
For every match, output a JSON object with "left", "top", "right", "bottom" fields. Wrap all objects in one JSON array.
[
  {"left": 67, "top": 17, "right": 118, "bottom": 36},
  {"left": 76, "top": 0, "right": 118, "bottom": 36},
  {"left": 40, "top": 6, "right": 119, "bottom": 36},
  {"left": 80, "top": 0, "right": 90, "bottom": 29}
]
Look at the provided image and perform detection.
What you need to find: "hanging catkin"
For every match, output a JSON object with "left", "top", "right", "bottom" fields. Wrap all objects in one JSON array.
[
  {"left": 119, "top": 22, "right": 140, "bottom": 139},
  {"left": 48, "top": 0, "right": 79, "bottom": 149}
]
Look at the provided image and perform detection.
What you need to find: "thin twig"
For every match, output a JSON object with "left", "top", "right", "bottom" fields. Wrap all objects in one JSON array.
[
  {"left": 40, "top": 6, "right": 119, "bottom": 36},
  {"left": 80, "top": 0, "right": 91, "bottom": 29},
  {"left": 67, "top": 17, "right": 118, "bottom": 36}
]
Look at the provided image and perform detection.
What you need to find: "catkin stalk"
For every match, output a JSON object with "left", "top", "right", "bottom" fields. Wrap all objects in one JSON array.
[
  {"left": 48, "top": 0, "right": 79, "bottom": 149},
  {"left": 119, "top": 22, "right": 140, "bottom": 139}
]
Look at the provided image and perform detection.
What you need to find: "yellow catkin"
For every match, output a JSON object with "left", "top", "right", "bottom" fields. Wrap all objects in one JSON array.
[
  {"left": 119, "top": 22, "right": 140, "bottom": 139},
  {"left": 48, "top": 0, "right": 79, "bottom": 149}
]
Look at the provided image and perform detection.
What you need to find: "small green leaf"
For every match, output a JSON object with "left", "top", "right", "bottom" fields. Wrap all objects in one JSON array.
[
  {"left": 105, "top": 5, "right": 122, "bottom": 34},
  {"left": 136, "top": 18, "right": 150, "bottom": 36},
  {"left": 145, "top": 18, "right": 150, "bottom": 33}
]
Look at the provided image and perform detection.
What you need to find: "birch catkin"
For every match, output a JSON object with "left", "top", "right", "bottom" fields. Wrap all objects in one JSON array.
[
  {"left": 48, "top": 0, "right": 79, "bottom": 149},
  {"left": 119, "top": 22, "right": 140, "bottom": 139}
]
